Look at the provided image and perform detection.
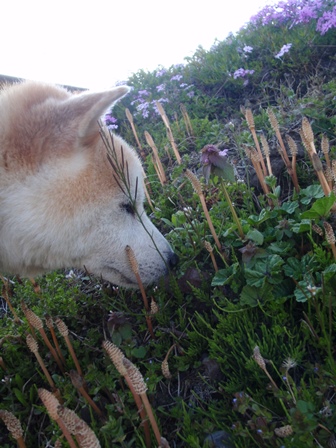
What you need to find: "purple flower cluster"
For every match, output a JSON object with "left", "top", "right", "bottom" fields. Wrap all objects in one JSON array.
[
  {"left": 233, "top": 68, "right": 255, "bottom": 79},
  {"left": 250, "top": 0, "right": 336, "bottom": 35},
  {"left": 275, "top": 43, "right": 292, "bottom": 58},
  {"left": 129, "top": 70, "right": 195, "bottom": 119},
  {"left": 317, "top": 5, "right": 336, "bottom": 34},
  {"left": 171, "top": 74, "right": 183, "bottom": 82},
  {"left": 243, "top": 45, "right": 253, "bottom": 54},
  {"left": 156, "top": 68, "right": 167, "bottom": 77},
  {"left": 105, "top": 114, "right": 118, "bottom": 130}
]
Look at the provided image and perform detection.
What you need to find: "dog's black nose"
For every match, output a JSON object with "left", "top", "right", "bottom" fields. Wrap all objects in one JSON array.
[{"left": 168, "top": 252, "right": 179, "bottom": 268}]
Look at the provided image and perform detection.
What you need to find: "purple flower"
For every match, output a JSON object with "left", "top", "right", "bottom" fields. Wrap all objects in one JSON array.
[
  {"left": 180, "top": 83, "right": 188, "bottom": 88},
  {"left": 233, "top": 68, "right": 255, "bottom": 79},
  {"left": 243, "top": 45, "right": 253, "bottom": 53},
  {"left": 317, "top": 5, "right": 336, "bottom": 34},
  {"left": 138, "top": 89, "right": 150, "bottom": 96},
  {"left": 171, "top": 74, "right": 183, "bottom": 81},
  {"left": 156, "top": 84, "right": 165, "bottom": 92},
  {"left": 156, "top": 68, "right": 167, "bottom": 77},
  {"left": 201, "top": 144, "right": 230, "bottom": 183},
  {"left": 105, "top": 114, "right": 118, "bottom": 129},
  {"left": 275, "top": 43, "right": 292, "bottom": 58},
  {"left": 186, "top": 91, "right": 195, "bottom": 98}
]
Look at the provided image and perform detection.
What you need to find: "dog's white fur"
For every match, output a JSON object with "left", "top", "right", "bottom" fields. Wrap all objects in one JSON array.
[{"left": 0, "top": 81, "right": 176, "bottom": 288}]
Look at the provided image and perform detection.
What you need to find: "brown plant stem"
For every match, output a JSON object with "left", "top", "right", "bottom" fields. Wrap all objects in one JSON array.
[
  {"left": 125, "top": 108, "right": 146, "bottom": 160},
  {"left": 185, "top": 169, "right": 222, "bottom": 252},
  {"left": 23, "top": 306, "right": 64, "bottom": 373},
  {"left": 123, "top": 358, "right": 163, "bottom": 446},
  {"left": 245, "top": 108, "right": 268, "bottom": 176},
  {"left": 69, "top": 370, "right": 104, "bottom": 418},
  {"left": 125, "top": 246, "right": 155, "bottom": 338},
  {"left": 0, "top": 279, "right": 21, "bottom": 324},
  {"left": 253, "top": 346, "right": 278, "bottom": 390},
  {"left": 45, "top": 315, "right": 66, "bottom": 365},
  {"left": 26, "top": 335, "right": 56, "bottom": 390},
  {"left": 55, "top": 318, "right": 83, "bottom": 377},
  {"left": 204, "top": 241, "right": 218, "bottom": 272},
  {"left": 145, "top": 131, "right": 167, "bottom": 185},
  {"left": 155, "top": 101, "right": 182, "bottom": 164}
]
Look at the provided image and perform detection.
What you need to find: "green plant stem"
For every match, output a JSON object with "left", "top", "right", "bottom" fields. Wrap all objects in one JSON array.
[{"left": 220, "top": 179, "right": 245, "bottom": 239}]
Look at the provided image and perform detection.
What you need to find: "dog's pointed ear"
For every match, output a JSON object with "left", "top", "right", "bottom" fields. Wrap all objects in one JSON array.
[{"left": 70, "top": 86, "right": 129, "bottom": 145}]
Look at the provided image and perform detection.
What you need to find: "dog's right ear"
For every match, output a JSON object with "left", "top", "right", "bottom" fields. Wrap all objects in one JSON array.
[{"left": 67, "top": 86, "right": 129, "bottom": 145}]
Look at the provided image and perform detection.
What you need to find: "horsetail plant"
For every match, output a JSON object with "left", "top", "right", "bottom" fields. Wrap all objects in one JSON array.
[
  {"left": 155, "top": 101, "right": 182, "bottom": 164},
  {"left": 185, "top": 169, "right": 222, "bottom": 252},
  {"left": 245, "top": 108, "right": 268, "bottom": 176},
  {"left": 260, "top": 133, "right": 273, "bottom": 176},
  {"left": 323, "top": 221, "right": 336, "bottom": 260},
  {"left": 125, "top": 107, "right": 146, "bottom": 160},
  {"left": 22, "top": 304, "right": 64, "bottom": 373},
  {"left": 26, "top": 334, "right": 56, "bottom": 391},
  {"left": 286, "top": 134, "right": 300, "bottom": 193},
  {"left": 0, "top": 410, "right": 26, "bottom": 448},
  {"left": 38, "top": 388, "right": 77, "bottom": 448},
  {"left": 69, "top": 370, "right": 104, "bottom": 418},
  {"left": 144, "top": 131, "right": 167, "bottom": 185},
  {"left": 45, "top": 314, "right": 66, "bottom": 365},
  {"left": 55, "top": 318, "right": 83, "bottom": 377},
  {"left": 57, "top": 405, "right": 101, "bottom": 448},
  {"left": 252, "top": 346, "right": 278, "bottom": 390},
  {"left": 125, "top": 245, "right": 154, "bottom": 338},
  {"left": 103, "top": 340, "right": 151, "bottom": 447},
  {"left": 123, "top": 357, "right": 168, "bottom": 447},
  {"left": 267, "top": 107, "right": 291, "bottom": 169}
]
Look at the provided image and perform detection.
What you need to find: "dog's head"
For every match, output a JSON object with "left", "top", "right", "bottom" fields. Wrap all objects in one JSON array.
[{"left": 0, "top": 82, "right": 178, "bottom": 287}]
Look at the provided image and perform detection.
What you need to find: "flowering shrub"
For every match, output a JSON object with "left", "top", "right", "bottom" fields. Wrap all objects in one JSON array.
[
  {"left": 251, "top": 0, "right": 336, "bottom": 35},
  {"left": 120, "top": 65, "right": 196, "bottom": 121}
]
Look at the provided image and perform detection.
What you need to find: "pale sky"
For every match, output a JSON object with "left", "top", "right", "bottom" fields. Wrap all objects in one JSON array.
[{"left": 1, "top": 0, "right": 274, "bottom": 90}]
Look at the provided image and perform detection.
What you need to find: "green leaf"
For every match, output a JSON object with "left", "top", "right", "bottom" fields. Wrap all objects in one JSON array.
[
  {"left": 323, "top": 263, "right": 336, "bottom": 282},
  {"left": 245, "top": 255, "right": 284, "bottom": 287},
  {"left": 247, "top": 209, "right": 271, "bottom": 225},
  {"left": 132, "top": 346, "right": 147, "bottom": 358},
  {"left": 283, "top": 257, "right": 302, "bottom": 279},
  {"left": 291, "top": 219, "right": 311, "bottom": 234},
  {"left": 211, "top": 263, "right": 239, "bottom": 286},
  {"left": 301, "top": 193, "right": 336, "bottom": 219},
  {"left": 246, "top": 229, "right": 264, "bottom": 245},
  {"left": 268, "top": 241, "right": 293, "bottom": 255},
  {"left": 13, "top": 388, "right": 28, "bottom": 406},
  {"left": 240, "top": 284, "right": 271, "bottom": 306},
  {"left": 281, "top": 200, "right": 299, "bottom": 214},
  {"left": 300, "top": 185, "right": 324, "bottom": 205},
  {"left": 213, "top": 162, "right": 235, "bottom": 183}
]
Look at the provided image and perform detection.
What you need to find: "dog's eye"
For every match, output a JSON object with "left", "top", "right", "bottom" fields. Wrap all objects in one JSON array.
[{"left": 121, "top": 202, "right": 135, "bottom": 215}]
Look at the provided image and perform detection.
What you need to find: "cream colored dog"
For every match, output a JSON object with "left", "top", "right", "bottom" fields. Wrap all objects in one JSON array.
[{"left": 0, "top": 81, "right": 177, "bottom": 288}]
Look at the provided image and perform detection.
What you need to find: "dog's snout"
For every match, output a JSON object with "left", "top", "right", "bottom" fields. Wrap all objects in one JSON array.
[{"left": 168, "top": 252, "right": 179, "bottom": 269}]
